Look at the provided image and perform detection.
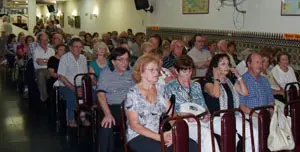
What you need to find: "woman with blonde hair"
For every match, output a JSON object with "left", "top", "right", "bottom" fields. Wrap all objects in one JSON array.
[
  {"left": 125, "top": 54, "right": 197, "bottom": 152},
  {"left": 141, "top": 42, "right": 155, "bottom": 55},
  {"left": 89, "top": 42, "right": 109, "bottom": 84}
]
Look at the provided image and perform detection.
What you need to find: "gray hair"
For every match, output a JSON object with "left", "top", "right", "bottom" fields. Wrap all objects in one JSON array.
[{"left": 93, "top": 42, "right": 109, "bottom": 58}]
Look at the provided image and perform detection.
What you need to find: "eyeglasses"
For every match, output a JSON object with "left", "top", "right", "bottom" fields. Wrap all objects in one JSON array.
[
  {"left": 145, "top": 68, "right": 160, "bottom": 73},
  {"left": 116, "top": 58, "right": 129, "bottom": 63}
]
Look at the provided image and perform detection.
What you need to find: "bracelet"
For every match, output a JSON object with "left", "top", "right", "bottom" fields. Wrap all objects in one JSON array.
[{"left": 237, "top": 77, "right": 243, "bottom": 81}]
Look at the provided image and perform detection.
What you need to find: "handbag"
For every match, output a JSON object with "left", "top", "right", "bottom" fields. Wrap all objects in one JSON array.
[
  {"left": 159, "top": 94, "right": 175, "bottom": 132},
  {"left": 267, "top": 105, "right": 295, "bottom": 151}
]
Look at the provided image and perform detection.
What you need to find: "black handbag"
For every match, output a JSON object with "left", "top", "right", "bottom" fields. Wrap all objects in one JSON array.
[{"left": 159, "top": 94, "right": 175, "bottom": 132}]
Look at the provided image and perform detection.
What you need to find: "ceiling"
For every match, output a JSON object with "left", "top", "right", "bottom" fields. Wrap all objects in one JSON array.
[{"left": 4, "top": 0, "right": 68, "bottom": 8}]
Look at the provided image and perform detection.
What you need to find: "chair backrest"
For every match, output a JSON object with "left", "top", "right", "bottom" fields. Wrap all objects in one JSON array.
[
  {"left": 210, "top": 108, "right": 245, "bottom": 152},
  {"left": 172, "top": 119, "right": 189, "bottom": 152},
  {"left": 74, "top": 73, "right": 96, "bottom": 107},
  {"left": 285, "top": 100, "right": 300, "bottom": 152},
  {"left": 160, "top": 115, "right": 201, "bottom": 152},
  {"left": 249, "top": 105, "right": 273, "bottom": 152},
  {"left": 121, "top": 101, "right": 129, "bottom": 152},
  {"left": 285, "top": 82, "right": 300, "bottom": 102}
]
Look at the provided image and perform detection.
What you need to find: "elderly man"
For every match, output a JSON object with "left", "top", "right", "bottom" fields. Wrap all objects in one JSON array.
[
  {"left": 97, "top": 47, "right": 134, "bottom": 152},
  {"left": 33, "top": 32, "right": 55, "bottom": 102},
  {"left": 163, "top": 40, "right": 184, "bottom": 69},
  {"left": 240, "top": 52, "right": 274, "bottom": 116},
  {"left": 187, "top": 34, "right": 211, "bottom": 77},
  {"left": 130, "top": 32, "right": 145, "bottom": 58},
  {"left": 57, "top": 38, "right": 88, "bottom": 127},
  {"left": 217, "top": 40, "right": 236, "bottom": 67},
  {"left": 50, "top": 33, "right": 63, "bottom": 49}
]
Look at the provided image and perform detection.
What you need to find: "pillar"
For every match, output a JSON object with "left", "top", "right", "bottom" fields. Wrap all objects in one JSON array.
[{"left": 28, "top": 0, "right": 36, "bottom": 35}]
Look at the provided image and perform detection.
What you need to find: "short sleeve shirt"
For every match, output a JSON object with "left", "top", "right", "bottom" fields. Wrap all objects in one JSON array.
[
  {"left": 33, "top": 45, "right": 55, "bottom": 69},
  {"left": 187, "top": 47, "right": 211, "bottom": 77},
  {"left": 271, "top": 65, "right": 298, "bottom": 89},
  {"left": 96, "top": 67, "right": 134, "bottom": 105},
  {"left": 239, "top": 72, "right": 274, "bottom": 109},
  {"left": 57, "top": 52, "right": 88, "bottom": 86},
  {"left": 125, "top": 83, "right": 168, "bottom": 142},
  {"left": 165, "top": 79, "right": 207, "bottom": 112},
  {"left": 89, "top": 60, "right": 106, "bottom": 80}
]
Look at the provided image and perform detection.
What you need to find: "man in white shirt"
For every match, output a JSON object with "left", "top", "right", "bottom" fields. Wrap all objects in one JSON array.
[
  {"left": 217, "top": 40, "right": 236, "bottom": 67},
  {"left": 33, "top": 32, "right": 55, "bottom": 102},
  {"left": 187, "top": 34, "right": 211, "bottom": 77},
  {"left": 57, "top": 38, "right": 88, "bottom": 127}
]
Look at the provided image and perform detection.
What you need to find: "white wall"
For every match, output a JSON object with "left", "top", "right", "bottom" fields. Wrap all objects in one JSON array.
[
  {"left": 61, "top": 0, "right": 147, "bottom": 35},
  {"left": 148, "top": 0, "right": 300, "bottom": 33}
]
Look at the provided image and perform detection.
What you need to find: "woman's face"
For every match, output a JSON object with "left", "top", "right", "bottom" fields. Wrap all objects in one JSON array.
[
  {"left": 218, "top": 57, "right": 230, "bottom": 75},
  {"left": 143, "top": 45, "right": 153, "bottom": 54},
  {"left": 228, "top": 45, "right": 235, "bottom": 54},
  {"left": 262, "top": 56, "right": 270, "bottom": 71},
  {"left": 279, "top": 55, "right": 289, "bottom": 68},
  {"left": 27, "top": 37, "right": 34, "bottom": 44},
  {"left": 178, "top": 68, "right": 193, "bottom": 81},
  {"left": 141, "top": 62, "right": 160, "bottom": 84},
  {"left": 57, "top": 46, "right": 66, "bottom": 57},
  {"left": 97, "top": 48, "right": 106, "bottom": 58},
  {"left": 19, "top": 35, "right": 25, "bottom": 44}
]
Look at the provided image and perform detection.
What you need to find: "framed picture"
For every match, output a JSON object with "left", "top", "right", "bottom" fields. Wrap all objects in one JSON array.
[
  {"left": 67, "top": 16, "right": 74, "bottom": 27},
  {"left": 74, "top": 16, "right": 80, "bottom": 28},
  {"left": 182, "top": 0, "right": 209, "bottom": 14},
  {"left": 281, "top": 0, "right": 300, "bottom": 16}
]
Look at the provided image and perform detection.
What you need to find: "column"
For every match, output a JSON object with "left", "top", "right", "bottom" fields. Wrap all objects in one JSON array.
[{"left": 28, "top": 0, "right": 36, "bottom": 35}]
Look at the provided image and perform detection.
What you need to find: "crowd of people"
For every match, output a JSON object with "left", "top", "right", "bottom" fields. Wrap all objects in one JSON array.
[{"left": 0, "top": 20, "right": 298, "bottom": 152}]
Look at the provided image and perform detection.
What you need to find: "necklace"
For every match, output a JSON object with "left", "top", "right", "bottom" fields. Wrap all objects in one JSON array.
[{"left": 177, "top": 78, "right": 192, "bottom": 102}]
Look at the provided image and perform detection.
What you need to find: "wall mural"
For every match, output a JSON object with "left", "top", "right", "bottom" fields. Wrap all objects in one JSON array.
[{"left": 182, "top": 0, "right": 209, "bottom": 14}]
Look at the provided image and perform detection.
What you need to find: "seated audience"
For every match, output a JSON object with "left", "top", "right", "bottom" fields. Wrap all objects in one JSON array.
[
  {"left": 240, "top": 52, "right": 274, "bottom": 116},
  {"left": 47, "top": 44, "right": 66, "bottom": 93},
  {"left": 163, "top": 40, "right": 184, "bottom": 70},
  {"left": 96, "top": 47, "right": 134, "bottom": 152},
  {"left": 130, "top": 32, "right": 145, "bottom": 58},
  {"left": 148, "top": 35, "right": 162, "bottom": 56},
  {"left": 236, "top": 48, "right": 252, "bottom": 75},
  {"left": 271, "top": 52, "right": 298, "bottom": 90},
  {"left": 89, "top": 42, "right": 109, "bottom": 84},
  {"left": 50, "top": 33, "right": 63, "bottom": 49},
  {"left": 208, "top": 40, "right": 217, "bottom": 57},
  {"left": 111, "top": 31, "right": 118, "bottom": 48},
  {"left": 187, "top": 34, "right": 211, "bottom": 77},
  {"left": 33, "top": 32, "right": 55, "bottom": 102},
  {"left": 57, "top": 38, "right": 88, "bottom": 127},
  {"left": 165, "top": 55, "right": 218, "bottom": 152},
  {"left": 260, "top": 52, "right": 285, "bottom": 101},
  {"left": 217, "top": 40, "right": 236, "bottom": 67},
  {"left": 161, "top": 40, "right": 171, "bottom": 58},
  {"left": 141, "top": 42, "right": 154, "bottom": 55},
  {"left": 227, "top": 41, "right": 239, "bottom": 64},
  {"left": 125, "top": 54, "right": 197, "bottom": 152},
  {"left": 203, "top": 54, "right": 258, "bottom": 152}
]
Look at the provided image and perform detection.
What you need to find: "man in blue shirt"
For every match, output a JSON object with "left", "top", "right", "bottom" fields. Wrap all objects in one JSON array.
[{"left": 240, "top": 52, "right": 274, "bottom": 117}]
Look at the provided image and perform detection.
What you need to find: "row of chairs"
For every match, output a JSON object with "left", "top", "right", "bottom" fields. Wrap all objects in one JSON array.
[{"left": 52, "top": 73, "right": 300, "bottom": 152}]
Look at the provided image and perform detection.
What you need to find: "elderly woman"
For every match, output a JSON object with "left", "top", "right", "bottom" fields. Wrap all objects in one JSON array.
[
  {"left": 125, "top": 54, "right": 197, "bottom": 152},
  {"left": 89, "top": 42, "right": 109, "bottom": 84},
  {"left": 162, "top": 40, "right": 171, "bottom": 58},
  {"left": 165, "top": 55, "right": 219, "bottom": 152},
  {"left": 203, "top": 53, "right": 258, "bottom": 152},
  {"left": 141, "top": 42, "right": 155, "bottom": 55},
  {"left": 260, "top": 52, "right": 285, "bottom": 101},
  {"left": 271, "top": 52, "right": 298, "bottom": 90}
]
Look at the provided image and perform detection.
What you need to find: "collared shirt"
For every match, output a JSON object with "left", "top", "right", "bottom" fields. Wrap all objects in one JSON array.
[
  {"left": 130, "top": 42, "right": 142, "bottom": 57},
  {"left": 271, "top": 65, "right": 298, "bottom": 89},
  {"left": 240, "top": 72, "right": 274, "bottom": 109},
  {"left": 57, "top": 52, "right": 88, "bottom": 86},
  {"left": 165, "top": 79, "right": 207, "bottom": 112},
  {"left": 187, "top": 47, "right": 211, "bottom": 77},
  {"left": 96, "top": 67, "right": 134, "bottom": 105},
  {"left": 162, "top": 54, "right": 176, "bottom": 69},
  {"left": 33, "top": 45, "right": 55, "bottom": 69}
]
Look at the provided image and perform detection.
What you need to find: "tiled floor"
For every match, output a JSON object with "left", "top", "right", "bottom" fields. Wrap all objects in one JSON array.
[{"left": 0, "top": 70, "right": 95, "bottom": 152}]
